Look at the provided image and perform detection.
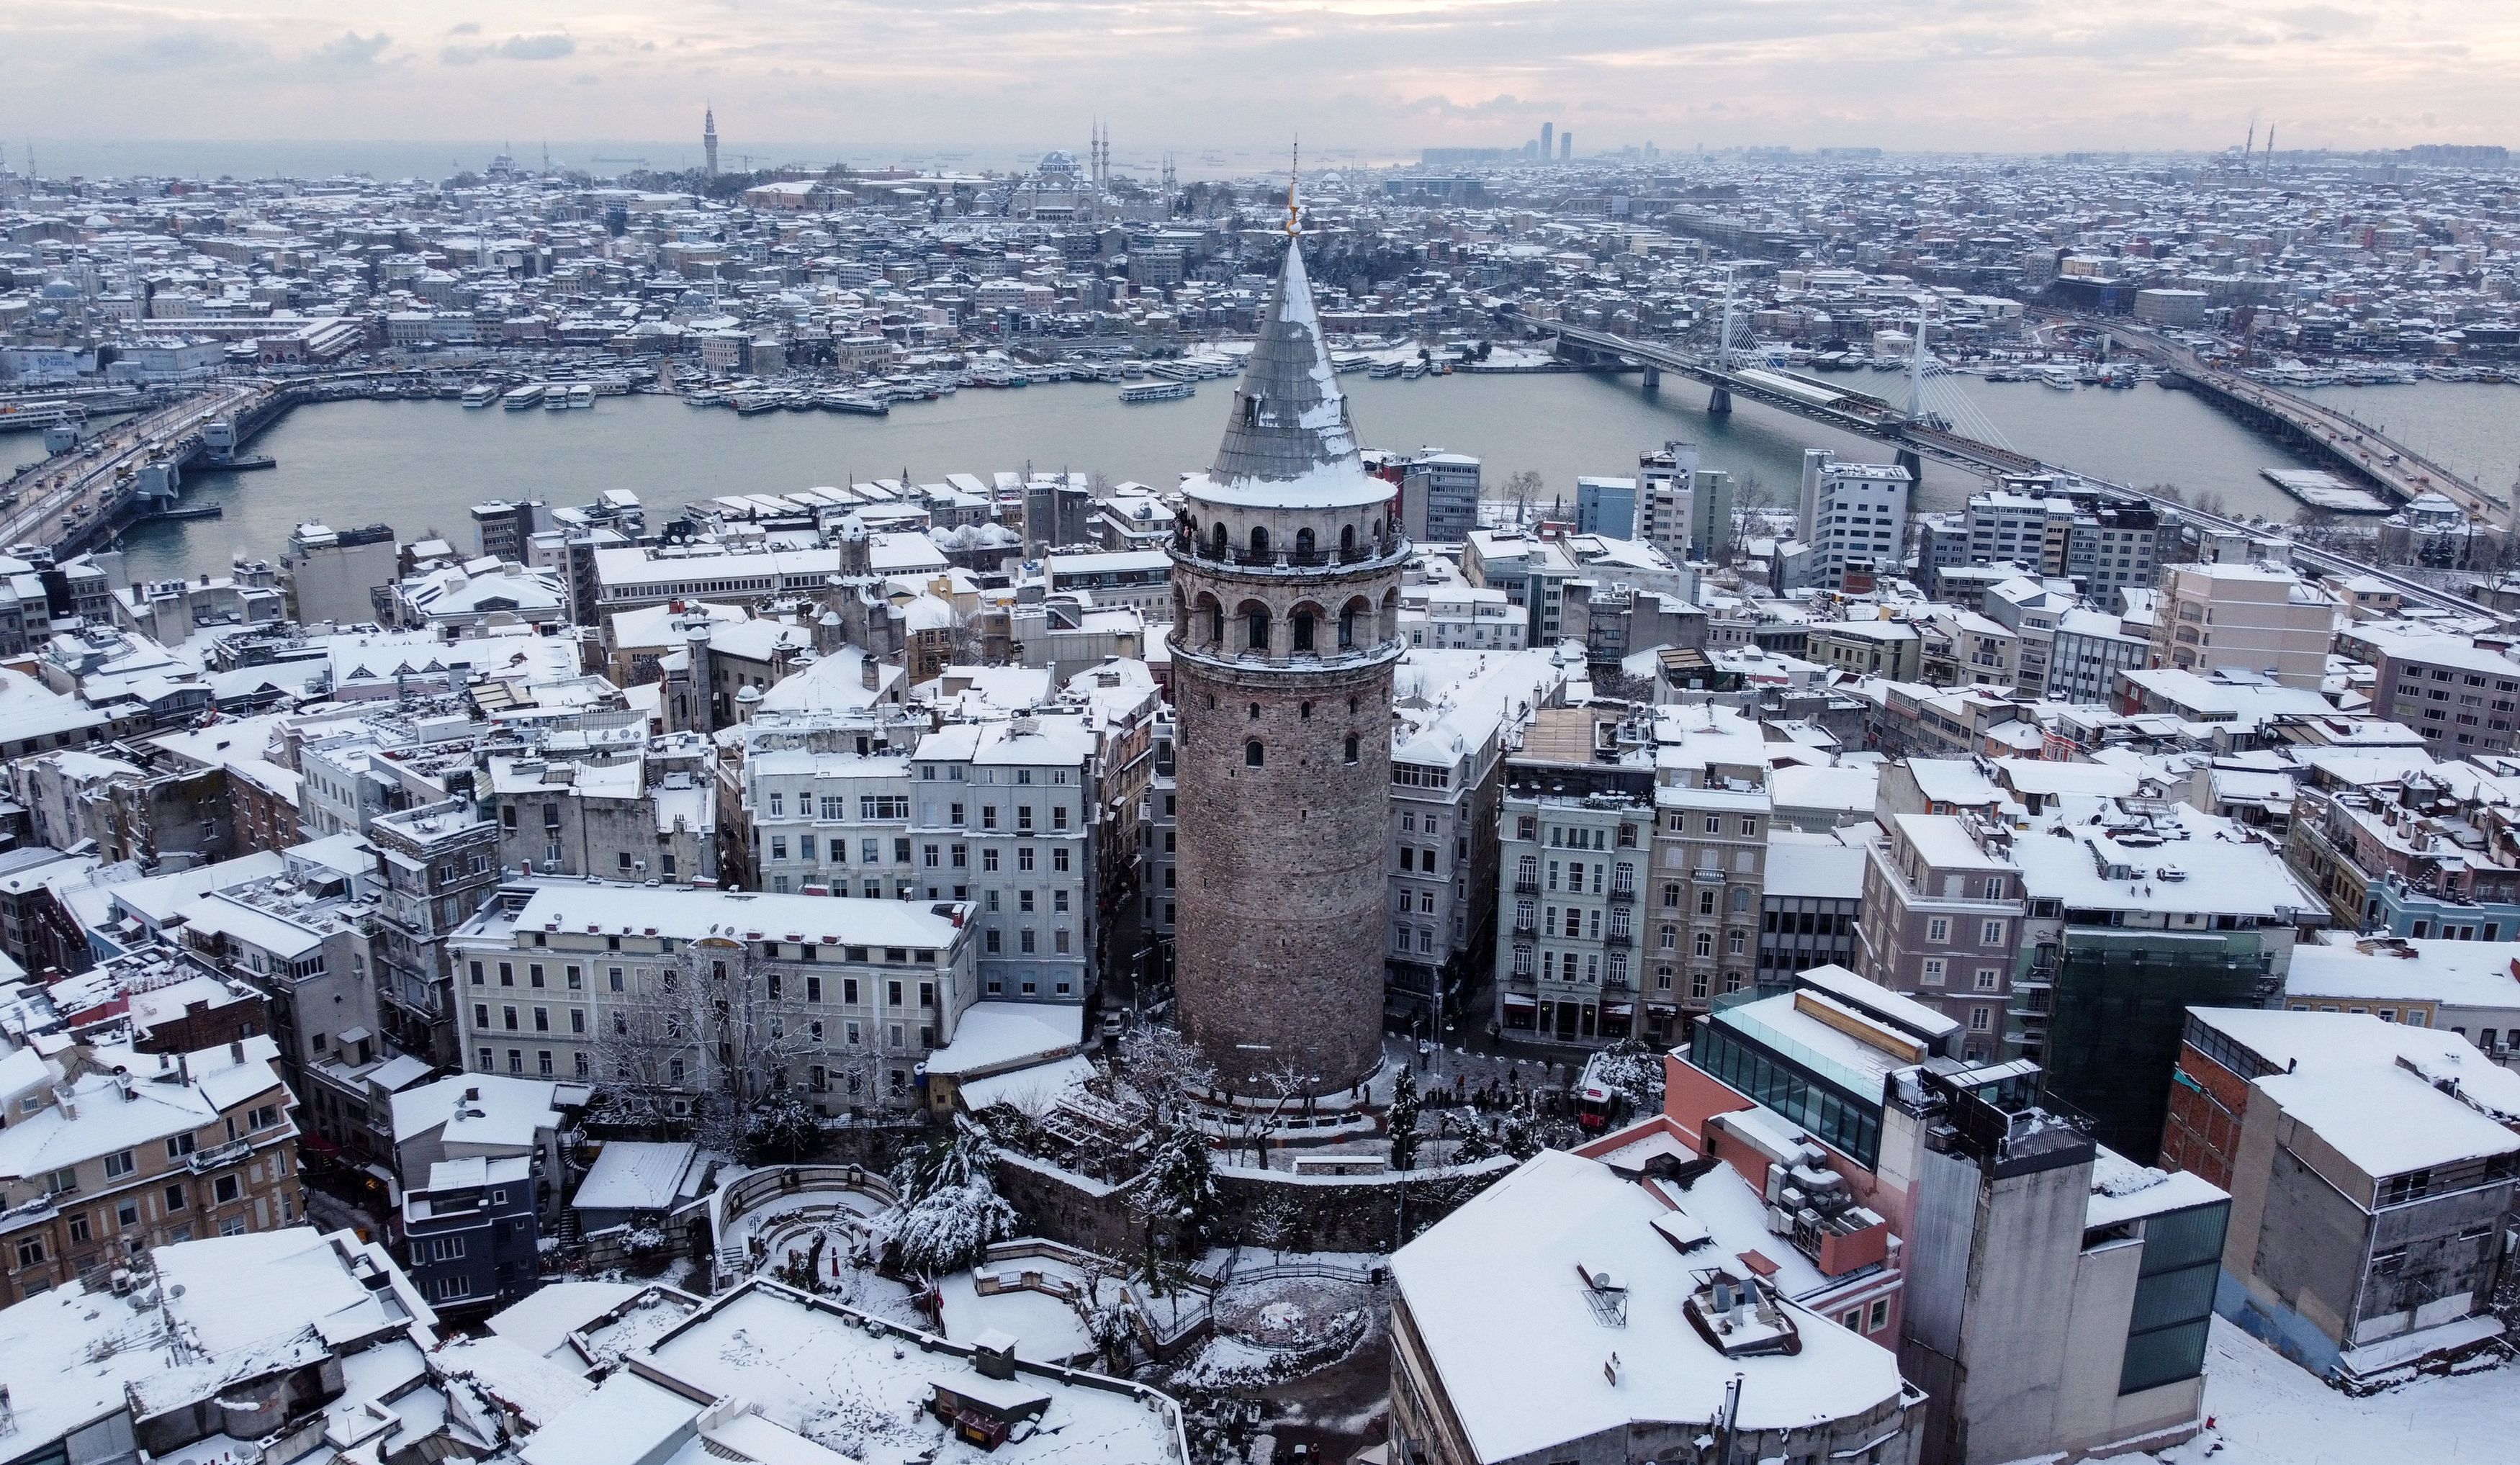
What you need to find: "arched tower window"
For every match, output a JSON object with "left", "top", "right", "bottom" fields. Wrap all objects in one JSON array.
[
  {"left": 1209, "top": 523, "right": 1228, "bottom": 559},
  {"left": 1344, "top": 734, "right": 1360, "bottom": 764},
  {"left": 1246, "top": 605, "right": 1270, "bottom": 651},
  {"left": 1292, "top": 609, "right": 1316, "bottom": 653},
  {"left": 1245, "top": 739, "right": 1265, "bottom": 768},
  {"left": 1249, "top": 526, "right": 1270, "bottom": 559},
  {"left": 1295, "top": 528, "right": 1315, "bottom": 559},
  {"left": 1340, "top": 524, "right": 1357, "bottom": 557}
]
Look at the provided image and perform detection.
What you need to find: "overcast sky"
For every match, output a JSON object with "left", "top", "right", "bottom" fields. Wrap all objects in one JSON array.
[{"left": 3, "top": 1, "right": 2510, "bottom": 171}]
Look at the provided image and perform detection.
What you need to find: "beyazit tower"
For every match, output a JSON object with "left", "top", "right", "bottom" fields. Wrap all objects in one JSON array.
[{"left": 1167, "top": 173, "right": 1404, "bottom": 1096}]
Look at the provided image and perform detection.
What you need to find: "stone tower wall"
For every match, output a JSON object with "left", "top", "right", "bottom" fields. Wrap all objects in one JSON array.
[{"left": 1171, "top": 647, "right": 1393, "bottom": 1094}]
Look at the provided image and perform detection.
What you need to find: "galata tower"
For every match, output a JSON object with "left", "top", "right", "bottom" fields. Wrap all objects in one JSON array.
[{"left": 1166, "top": 216, "right": 1405, "bottom": 1096}]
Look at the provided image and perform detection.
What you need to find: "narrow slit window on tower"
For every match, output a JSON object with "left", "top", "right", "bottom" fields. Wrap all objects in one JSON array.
[
  {"left": 1344, "top": 734, "right": 1360, "bottom": 765},
  {"left": 1246, "top": 739, "right": 1265, "bottom": 768}
]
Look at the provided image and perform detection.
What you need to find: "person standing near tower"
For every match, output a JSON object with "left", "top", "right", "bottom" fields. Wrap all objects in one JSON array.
[{"left": 1166, "top": 161, "right": 1404, "bottom": 1096}]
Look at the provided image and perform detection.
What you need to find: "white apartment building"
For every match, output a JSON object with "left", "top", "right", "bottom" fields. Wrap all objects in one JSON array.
[
  {"left": 1385, "top": 649, "right": 1563, "bottom": 1026},
  {"left": 1400, "top": 584, "right": 1526, "bottom": 651},
  {"left": 738, "top": 711, "right": 1099, "bottom": 1004},
  {"left": 449, "top": 882, "right": 978, "bottom": 1114},
  {"left": 1799, "top": 449, "right": 1913, "bottom": 588}
]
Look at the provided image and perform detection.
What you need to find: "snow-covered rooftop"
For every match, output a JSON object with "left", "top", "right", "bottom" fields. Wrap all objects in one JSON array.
[{"left": 1391, "top": 1150, "right": 1909, "bottom": 1461}]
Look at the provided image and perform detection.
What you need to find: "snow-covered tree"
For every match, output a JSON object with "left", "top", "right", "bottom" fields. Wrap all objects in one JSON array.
[
  {"left": 892, "top": 1112, "right": 1002, "bottom": 1202},
  {"left": 742, "top": 1090, "right": 822, "bottom": 1164},
  {"left": 1130, "top": 1119, "right": 1219, "bottom": 1274},
  {"left": 1590, "top": 1035, "right": 1666, "bottom": 1119},
  {"left": 869, "top": 1182, "right": 1020, "bottom": 1276},
  {"left": 1387, "top": 1065, "right": 1423, "bottom": 1173}
]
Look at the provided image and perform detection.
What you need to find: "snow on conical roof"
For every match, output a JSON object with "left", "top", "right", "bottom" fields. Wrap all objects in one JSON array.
[{"left": 1209, "top": 238, "right": 1363, "bottom": 490}]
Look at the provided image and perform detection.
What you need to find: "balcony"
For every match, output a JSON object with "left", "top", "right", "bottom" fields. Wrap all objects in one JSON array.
[
  {"left": 1511, "top": 919, "right": 1537, "bottom": 937},
  {"left": 186, "top": 1138, "right": 253, "bottom": 1174},
  {"left": 1602, "top": 929, "right": 1633, "bottom": 948},
  {"left": 1608, "top": 885, "right": 1637, "bottom": 903},
  {"left": 1513, "top": 875, "right": 1541, "bottom": 895}
]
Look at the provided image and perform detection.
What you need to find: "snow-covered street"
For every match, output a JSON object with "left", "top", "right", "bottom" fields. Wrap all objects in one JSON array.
[{"left": 2089, "top": 1320, "right": 2516, "bottom": 1465}]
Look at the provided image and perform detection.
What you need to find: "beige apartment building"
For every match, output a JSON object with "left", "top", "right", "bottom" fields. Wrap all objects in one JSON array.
[
  {"left": 2148, "top": 563, "right": 2336, "bottom": 690},
  {"left": 0, "top": 1037, "right": 303, "bottom": 1304}
]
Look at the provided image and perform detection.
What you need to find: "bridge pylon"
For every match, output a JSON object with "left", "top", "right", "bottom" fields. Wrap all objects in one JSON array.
[
  {"left": 1642, "top": 364, "right": 1660, "bottom": 393},
  {"left": 1707, "top": 385, "right": 1732, "bottom": 415},
  {"left": 1896, "top": 447, "right": 1923, "bottom": 487}
]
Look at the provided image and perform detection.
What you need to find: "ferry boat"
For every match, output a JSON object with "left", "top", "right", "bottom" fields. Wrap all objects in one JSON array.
[
  {"left": 1368, "top": 360, "right": 1407, "bottom": 379},
  {"left": 1401, "top": 361, "right": 1430, "bottom": 380},
  {"left": 567, "top": 384, "right": 596, "bottom": 409},
  {"left": 501, "top": 383, "right": 547, "bottom": 410},
  {"left": 462, "top": 384, "right": 499, "bottom": 407},
  {"left": 1119, "top": 381, "right": 1195, "bottom": 404},
  {"left": 544, "top": 384, "right": 575, "bottom": 410},
  {"left": 823, "top": 394, "right": 890, "bottom": 416}
]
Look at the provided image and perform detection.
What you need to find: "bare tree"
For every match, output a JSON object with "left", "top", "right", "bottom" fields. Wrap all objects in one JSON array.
[
  {"left": 1501, "top": 469, "right": 1545, "bottom": 530},
  {"left": 588, "top": 942, "right": 836, "bottom": 1151},
  {"left": 1116, "top": 1022, "right": 1216, "bottom": 1127}
]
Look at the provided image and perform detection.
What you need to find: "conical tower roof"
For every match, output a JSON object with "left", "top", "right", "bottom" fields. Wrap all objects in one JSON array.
[{"left": 1209, "top": 238, "right": 1362, "bottom": 490}]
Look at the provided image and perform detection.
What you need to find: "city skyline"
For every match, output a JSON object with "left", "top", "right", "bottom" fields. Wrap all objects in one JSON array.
[{"left": 1, "top": 0, "right": 2511, "bottom": 170}]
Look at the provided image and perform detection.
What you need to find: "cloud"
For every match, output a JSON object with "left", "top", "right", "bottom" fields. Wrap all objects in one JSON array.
[
  {"left": 448, "top": 22, "right": 482, "bottom": 37},
  {"left": 498, "top": 33, "right": 576, "bottom": 60},
  {"left": 442, "top": 32, "right": 575, "bottom": 65},
  {"left": 101, "top": 30, "right": 266, "bottom": 73},
  {"left": 311, "top": 32, "right": 392, "bottom": 68}
]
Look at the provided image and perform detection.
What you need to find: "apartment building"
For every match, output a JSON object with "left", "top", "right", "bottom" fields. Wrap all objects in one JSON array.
[
  {"left": 368, "top": 798, "right": 503, "bottom": 1068},
  {"left": 1650, "top": 705, "right": 1773, "bottom": 1026},
  {"left": 2010, "top": 794, "right": 2324, "bottom": 1161},
  {"left": 449, "top": 882, "right": 978, "bottom": 1115},
  {"left": 2048, "top": 607, "right": 2153, "bottom": 704},
  {"left": 2361, "top": 627, "right": 2520, "bottom": 758},
  {"left": 1759, "top": 829, "right": 1867, "bottom": 988},
  {"left": 1855, "top": 812, "right": 2028, "bottom": 1062},
  {"left": 486, "top": 734, "right": 719, "bottom": 885},
  {"left": 1981, "top": 577, "right": 2064, "bottom": 697},
  {"left": 1496, "top": 770, "right": 1653, "bottom": 1047},
  {"left": 1798, "top": 449, "right": 1912, "bottom": 589},
  {"left": 1638, "top": 438, "right": 1734, "bottom": 563},
  {"left": 0, "top": 1036, "right": 302, "bottom": 1304},
  {"left": 2285, "top": 762, "right": 2520, "bottom": 934},
  {"left": 2167, "top": 1008, "right": 2519, "bottom": 1379},
  {"left": 1408, "top": 451, "right": 1482, "bottom": 544},
  {"left": 737, "top": 711, "right": 1098, "bottom": 1005},
  {"left": 2148, "top": 562, "right": 2336, "bottom": 689}
]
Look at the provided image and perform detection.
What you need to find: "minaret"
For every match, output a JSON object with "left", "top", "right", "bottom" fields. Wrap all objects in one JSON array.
[
  {"left": 1166, "top": 157, "right": 1404, "bottom": 1096},
  {"left": 703, "top": 106, "right": 719, "bottom": 177}
]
